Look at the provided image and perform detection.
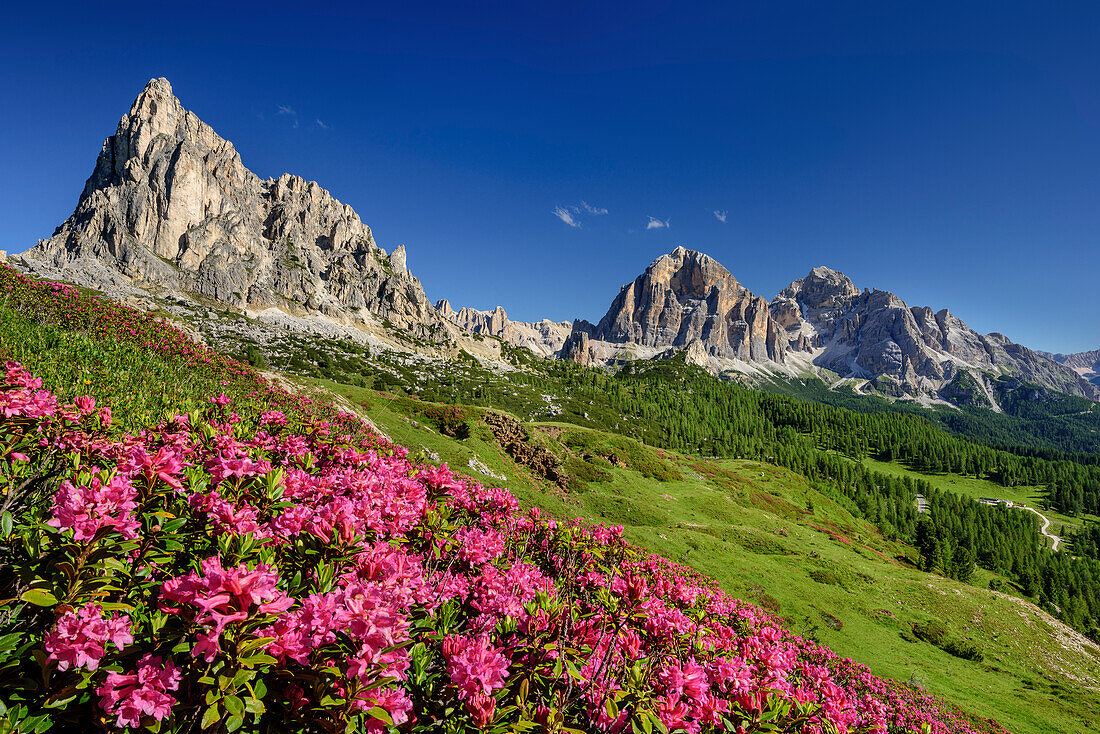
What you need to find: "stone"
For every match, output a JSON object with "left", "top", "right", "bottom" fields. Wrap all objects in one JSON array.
[
  {"left": 439, "top": 303, "right": 571, "bottom": 358},
  {"left": 18, "top": 78, "right": 451, "bottom": 342}
]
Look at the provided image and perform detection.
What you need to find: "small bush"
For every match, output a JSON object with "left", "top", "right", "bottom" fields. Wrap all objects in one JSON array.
[{"left": 422, "top": 404, "right": 470, "bottom": 438}]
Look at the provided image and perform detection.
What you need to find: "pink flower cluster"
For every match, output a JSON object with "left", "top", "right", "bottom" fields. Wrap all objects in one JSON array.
[
  {"left": 1, "top": 360, "right": 58, "bottom": 419},
  {"left": 160, "top": 556, "right": 294, "bottom": 661},
  {"left": 44, "top": 603, "right": 133, "bottom": 671},
  {"left": 47, "top": 473, "right": 140, "bottom": 542},
  {"left": 96, "top": 654, "right": 181, "bottom": 728}
]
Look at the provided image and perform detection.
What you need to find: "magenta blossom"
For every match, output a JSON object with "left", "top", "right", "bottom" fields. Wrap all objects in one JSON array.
[
  {"left": 96, "top": 654, "right": 181, "bottom": 728},
  {"left": 44, "top": 604, "right": 132, "bottom": 671}
]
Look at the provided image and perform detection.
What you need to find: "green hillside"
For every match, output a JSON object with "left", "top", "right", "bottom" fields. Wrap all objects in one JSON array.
[{"left": 316, "top": 380, "right": 1100, "bottom": 734}]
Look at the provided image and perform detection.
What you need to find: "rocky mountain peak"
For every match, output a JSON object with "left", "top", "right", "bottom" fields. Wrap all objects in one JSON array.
[
  {"left": 439, "top": 303, "right": 571, "bottom": 358},
  {"left": 19, "top": 78, "right": 451, "bottom": 343},
  {"left": 585, "top": 248, "right": 784, "bottom": 362},
  {"left": 649, "top": 246, "right": 741, "bottom": 299},
  {"left": 777, "top": 266, "right": 859, "bottom": 307}
]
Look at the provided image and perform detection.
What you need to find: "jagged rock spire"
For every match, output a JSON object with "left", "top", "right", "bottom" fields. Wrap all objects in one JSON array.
[{"left": 22, "top": 78, "right": 448, "bottom": 340}]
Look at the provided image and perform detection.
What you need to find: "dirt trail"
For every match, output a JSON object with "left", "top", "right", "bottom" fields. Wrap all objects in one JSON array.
[{"left": 1021, "top": 506, "right": 1061, "bottom": 551}]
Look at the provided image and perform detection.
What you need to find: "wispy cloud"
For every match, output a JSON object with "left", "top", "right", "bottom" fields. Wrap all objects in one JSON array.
[
  {"left": 553, "top": 201, "right": 608, "bottom": 228},
  {"left": 553, "top": 206, "right": 580, "bottom": 228},
  {"left": 277, "top": 104, "right": 296, "bottom": 116},
  {"left": 713, "top": 209, "right": 728, "bottom": 223},
  {"left": 646, "top": 216, "right": 670, "bottom": 230},
  {"left": 316, "top": 118, "right": 329, "bottom": 129}
]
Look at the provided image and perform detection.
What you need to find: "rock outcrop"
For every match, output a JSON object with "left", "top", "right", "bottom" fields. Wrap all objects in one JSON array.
[
  {"left": 560, "top": 328, "right": 594, "bottom": 366},
  {"left": 771, "top": 268, "right": 1100, "bottom": 401},
  {"left": 436, "top": 302, "right": 571, "bottom": 357},
  {"left": 18, "top": 78, "right": 451, "bottom": 342},
  {"left": 581, "top": 246, "right": 786, "bottom": 362}
]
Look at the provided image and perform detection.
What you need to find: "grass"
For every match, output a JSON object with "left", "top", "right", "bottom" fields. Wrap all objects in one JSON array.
[{"left": 314, "top": 380, "right": 1100, "bottom": 734}]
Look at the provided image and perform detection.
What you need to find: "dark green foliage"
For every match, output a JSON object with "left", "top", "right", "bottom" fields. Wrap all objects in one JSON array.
[
  {"left": 198, "top": 327, "right": 1100, "bottom": 642},
  {"left": 422, "top": 405, "right": 470, "bottom": 439},
  {"left": 912, "top": 621, "right": 984, "bottom": 662}
]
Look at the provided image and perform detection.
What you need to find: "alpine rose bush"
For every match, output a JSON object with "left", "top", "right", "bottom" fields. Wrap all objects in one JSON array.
[
  {"left": 0, "top": 362, "right": 1011, "bottom": 734},
  {"left": 0, "top": 267, "right": 1010, "bottom": 733}
]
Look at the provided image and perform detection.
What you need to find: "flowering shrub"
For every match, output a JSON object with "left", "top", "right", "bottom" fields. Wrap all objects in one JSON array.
[
  {"left": 0, "top": 267, "right": 1009, "bottom": 733},
  {"left": 0, "top": 361, "right": 1010, "bottom": 734}
]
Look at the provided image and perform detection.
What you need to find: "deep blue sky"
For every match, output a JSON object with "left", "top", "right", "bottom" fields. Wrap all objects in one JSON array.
[{"left": 3, "top": 1, "right": 1099, "bottom": 352}]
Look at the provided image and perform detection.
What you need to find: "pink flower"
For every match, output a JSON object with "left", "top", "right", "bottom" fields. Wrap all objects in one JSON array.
[
  {"left": 48, "top": 473, "right": 140, "bottom": 542},
  {"left": 466, "top": 693, "right": 496, "bottom": 728},
  {"left": 97, "top": 654, "right": 180, "bottom": 728},
  {"left": 73, "top": 394, "right": 96, "bottom": 414},
  {"left": 443, "top": 635, "right": 510, "bottom": 700},
  {"left": 44, "top": 604, "right": 132, "bottom": 671},
  {"left": 160, "top": 556, "right": 294, "bottom": 659}
]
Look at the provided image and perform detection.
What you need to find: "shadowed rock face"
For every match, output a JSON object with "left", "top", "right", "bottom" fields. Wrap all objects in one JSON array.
[
  {"left": 586, "top": 246, "right": 786, "bottom": 362},
  {"left": 21, "top": 78, "right": 449, "bottom": 341}
]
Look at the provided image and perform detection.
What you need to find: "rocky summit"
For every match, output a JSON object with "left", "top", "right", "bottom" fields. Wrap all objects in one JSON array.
[
  {"left": 572, "top": 246, "right": 786, "bottom": 363},
  {"left": 559, "top": 248, "right": 1100, "bottom": 404},
  {"left": 17, "top": 78, "right": 451, "bottom": 343},
  {"left": 435, "top": 301, "right": 571, "bottom": 358}
]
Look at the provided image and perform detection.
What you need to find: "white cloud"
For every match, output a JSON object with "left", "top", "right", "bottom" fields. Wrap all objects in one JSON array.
[
  {"left": 713, "top": 209, "right": 728, "bottom": 223},
  {"left": 316, "top": 118, "right": 329, "bottom": 129},
  {"left": 553, "top": 206, "right": 581, "bottom": 228},
  {"left": 646, "top": 216, "right": 670, "bottom": 230},
  {"left": 277, "top": 104, "right": 296, "bottom": 115},
  {"left": 553, "top": 202, "right": 608, "bottom": 227}
]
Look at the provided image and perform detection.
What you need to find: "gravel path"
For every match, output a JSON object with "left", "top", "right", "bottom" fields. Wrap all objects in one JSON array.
[{"left": 1020, "top": 505, "right": 1061, "bottom": 551}]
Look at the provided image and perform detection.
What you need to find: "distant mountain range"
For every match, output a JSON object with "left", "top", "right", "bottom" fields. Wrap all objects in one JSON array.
[
  {"left": 11, "top": 78, "right": 1099, "bottom": 407},
  {"left": 1040, "top": 349, "right": 1100, "bottom": 388},
  {"left": 553, "top": 247, "right": 1100, "bottom": 404}
]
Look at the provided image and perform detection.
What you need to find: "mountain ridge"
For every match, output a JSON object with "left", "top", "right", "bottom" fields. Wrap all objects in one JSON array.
[
  {"left": 16, "top": 77, "right": 462, "bottom": 349},
  {"left": 552, "top": 248, "right": 1100, "bottom": 404},
  {"left": 12, "top": 77, "right": 1096, "bottom": 406}
]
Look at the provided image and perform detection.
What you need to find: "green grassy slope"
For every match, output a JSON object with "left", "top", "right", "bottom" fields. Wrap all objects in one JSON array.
[{"left": 316, "top": 379, "right": 1100, "bottom": 734}]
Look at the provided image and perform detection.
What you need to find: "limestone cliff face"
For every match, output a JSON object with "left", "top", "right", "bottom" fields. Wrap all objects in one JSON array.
[
  {"left": 771, "top": 268, "right": 1100, "bottom": 401},
  {"left": 21, "top": 78, "right": 449, "bottom": 341},
  {"left": 435, "top": 301, "right": 571, "bottom": 357},
  {"left": 586, "top": 246, "right": 785, "bottom": 362}
]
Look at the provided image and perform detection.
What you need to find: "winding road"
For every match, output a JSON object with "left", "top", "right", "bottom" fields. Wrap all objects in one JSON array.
[
  {"left": 1020, "top": 506, "right": 1061, "bottom": 551},
  {"left": 916, "top": 493, "right": 1062, "bottom": 551}
]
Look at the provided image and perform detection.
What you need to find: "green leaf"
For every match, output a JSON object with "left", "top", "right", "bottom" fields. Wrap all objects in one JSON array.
[
  {"left": 20, "top": 588, "right": 57, "bottom": 607},
  {"left": 239, "top": 653, "right": 278, "bottom": 667},
  {"left": 367, "top": 706, "right": 394, "bottom": 725},
  {"left": 224, "top": 695, "right": 244, "bottom": 718},
  {"left": 226, "top": 715, "right": 244, "bottom": 733},
  {"left": 201, "top": 703, "right": 221, "bottom": 729},
  {"left": 1, "top": 511, "right": 12, "bottom": 537}
]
